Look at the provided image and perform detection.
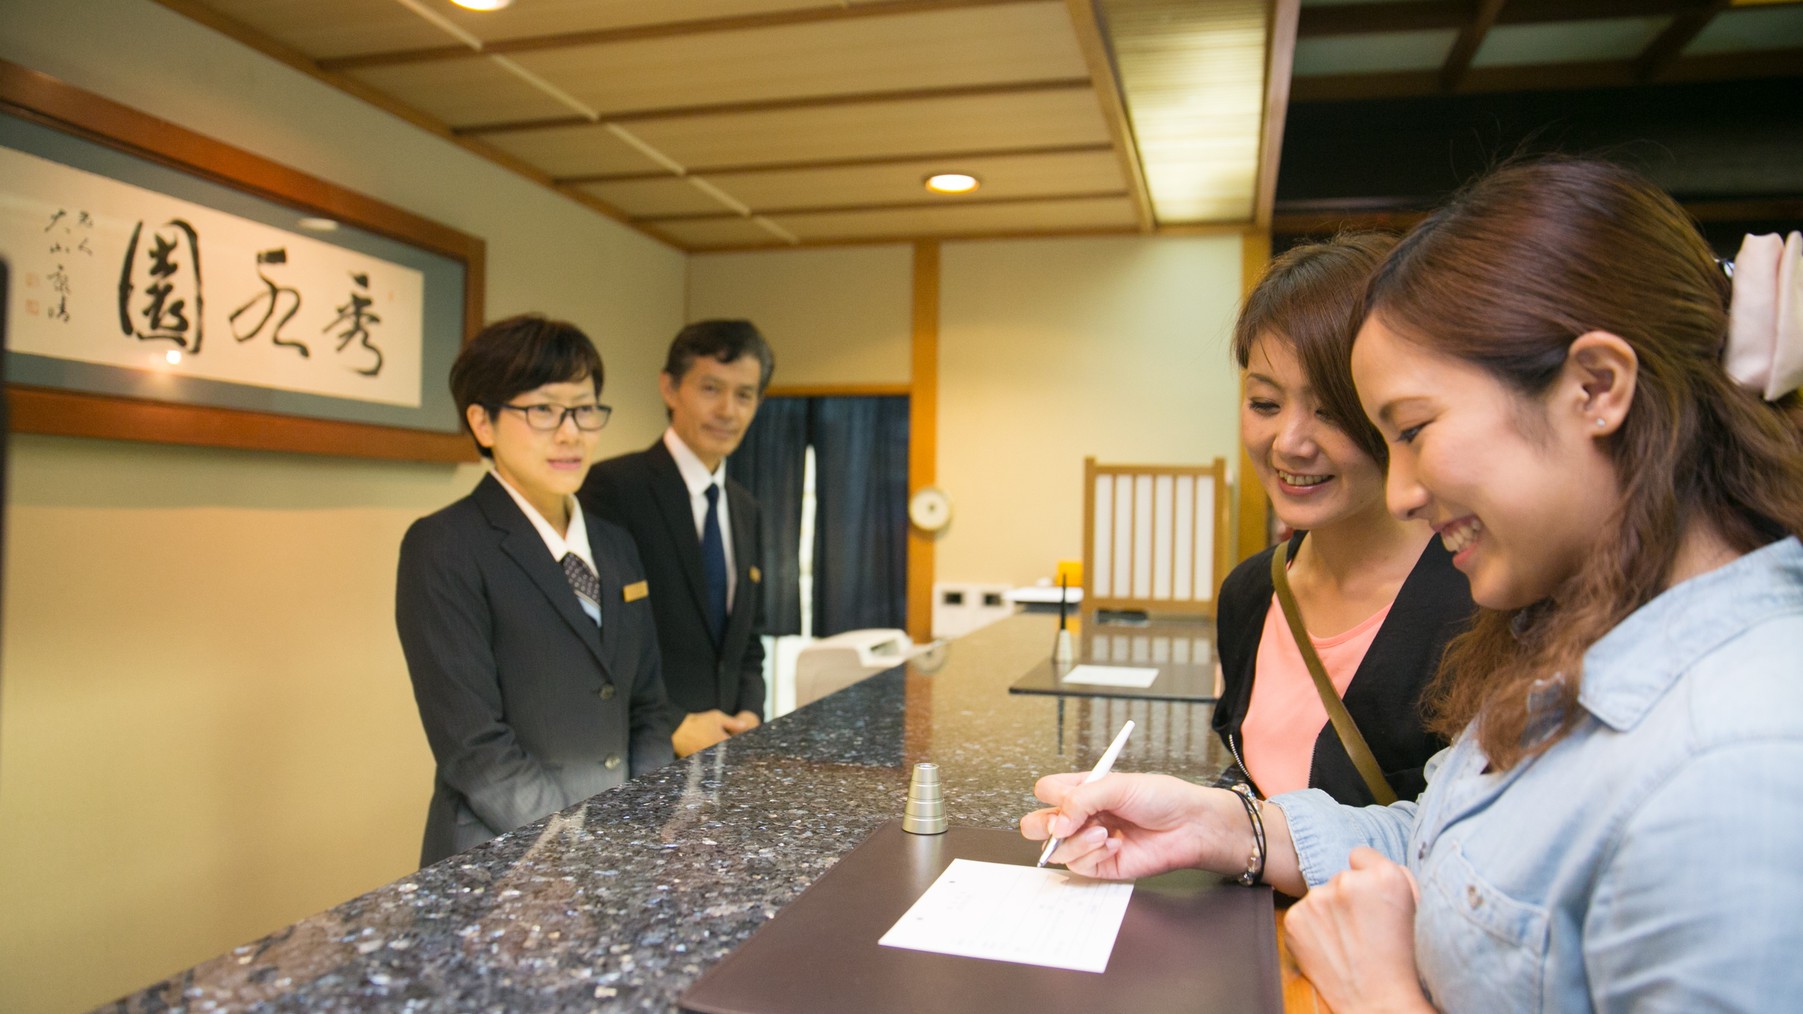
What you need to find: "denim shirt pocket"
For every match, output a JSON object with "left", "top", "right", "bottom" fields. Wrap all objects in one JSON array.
[{"left": 1416, "top": 841, "right": 1551, "bottom": 1014}]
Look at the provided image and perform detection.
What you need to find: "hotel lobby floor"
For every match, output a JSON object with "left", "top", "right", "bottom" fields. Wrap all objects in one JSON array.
[{"left": 101, "top": 614, "right": 1313, "bottom": 1012}]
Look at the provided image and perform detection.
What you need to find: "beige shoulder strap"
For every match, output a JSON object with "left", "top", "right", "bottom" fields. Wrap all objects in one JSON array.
[{"left": 1270, "top": 547, "right": 1398, "bottom": 805}]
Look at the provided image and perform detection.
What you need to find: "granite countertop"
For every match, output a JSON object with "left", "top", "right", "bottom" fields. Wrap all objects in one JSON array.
[{"left": 106, "top": 614, "right": 1226, "bottom": 1013}]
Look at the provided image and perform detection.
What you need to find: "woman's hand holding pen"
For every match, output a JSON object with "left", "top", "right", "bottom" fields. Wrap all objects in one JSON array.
[{"left": 1021, "top": 772, "right": 1241, "bottom": 880}]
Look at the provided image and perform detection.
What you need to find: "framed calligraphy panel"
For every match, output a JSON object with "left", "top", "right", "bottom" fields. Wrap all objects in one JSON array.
[{"left": 0, "top": 60, "right": 483, "bottom": 462}]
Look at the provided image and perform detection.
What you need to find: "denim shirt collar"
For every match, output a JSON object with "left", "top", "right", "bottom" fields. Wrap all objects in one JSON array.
[{"left": 1578, "top": 536, "right": 1803, "bottom": 731}]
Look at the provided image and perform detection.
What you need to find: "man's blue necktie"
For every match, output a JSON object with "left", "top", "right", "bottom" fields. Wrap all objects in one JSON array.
[{"left": 701, "top": 484, "right": 728, "bottom": 646}]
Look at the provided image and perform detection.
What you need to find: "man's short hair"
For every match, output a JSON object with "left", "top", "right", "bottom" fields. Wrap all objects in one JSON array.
[
  {"left": 663, "top": 319, "right": 775, "bottom": 392},
  {"left": 449, "top": 313, "right": 603, "bottom": 459}
]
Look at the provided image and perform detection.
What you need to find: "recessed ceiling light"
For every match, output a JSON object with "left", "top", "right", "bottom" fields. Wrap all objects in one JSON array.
[
  {"left": 451, "top": 0, "right": 512, "bottom": 10},
  {"left": 924, "top": 173, "right": 980, "bottom": 195}
]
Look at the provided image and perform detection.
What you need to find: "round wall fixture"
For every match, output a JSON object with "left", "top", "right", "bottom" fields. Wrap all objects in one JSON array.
[{"left": 908, "top": 486, "right": 952, "bottom": 532}]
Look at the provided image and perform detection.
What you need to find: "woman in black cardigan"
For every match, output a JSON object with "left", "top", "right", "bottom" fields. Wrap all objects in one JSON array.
[{"left": 1212, "top": 235, "right": 1473, "bottom": 805}]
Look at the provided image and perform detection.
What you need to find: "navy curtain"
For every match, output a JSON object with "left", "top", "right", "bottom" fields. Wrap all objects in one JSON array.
[
  {"left": 727, "top": 397, "right": 808, "bottom": 636},
  {"left": 809, "top": 396, "right": 910, "bottom": 636}
]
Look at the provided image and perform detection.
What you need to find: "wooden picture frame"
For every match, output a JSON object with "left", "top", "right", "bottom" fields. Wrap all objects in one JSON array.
[{"left": 0, "top": 60, "right": 483, "bottom": 462}]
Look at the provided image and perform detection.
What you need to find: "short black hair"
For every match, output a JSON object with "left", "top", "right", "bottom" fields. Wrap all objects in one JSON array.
[
  {"left": 662, "top": 319, "right": 775, "bottom": 392},
  {"left": 449, "top": 314, "right": 603, "bottom": 459}
]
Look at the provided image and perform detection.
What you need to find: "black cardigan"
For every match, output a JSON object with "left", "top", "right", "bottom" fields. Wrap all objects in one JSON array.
[{"left": 1211, "top": 533, "right": 1473, "bottom": 804}]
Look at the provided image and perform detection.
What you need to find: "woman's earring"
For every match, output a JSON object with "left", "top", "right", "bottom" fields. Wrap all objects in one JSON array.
[{"left": 1596, "top": 418, "right": 1608, "bottom": 428}]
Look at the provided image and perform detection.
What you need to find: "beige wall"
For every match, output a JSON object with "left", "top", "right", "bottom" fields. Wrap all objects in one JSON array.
[
  {"left": 687, "top": 245, "right": 914, "bottom": 387},
  {"left": 685, "top": 233, "right": 1246, "bottom": 590},
  {"left": 0, "top": 2, "right": 683, "bottom": 1011},
  {"left": 937, "top": 234, "right": 1243, "bottom": 586}
]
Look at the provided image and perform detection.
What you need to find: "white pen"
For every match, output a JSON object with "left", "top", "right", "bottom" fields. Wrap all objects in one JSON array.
[{"left": 1037, "top": 719, "right": 1135, "bottom": 867}]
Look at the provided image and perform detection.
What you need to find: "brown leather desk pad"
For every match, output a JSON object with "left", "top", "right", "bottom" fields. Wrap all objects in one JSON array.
[{"left": 680, "top": 820, "right": 1280, "bottom": 1014}]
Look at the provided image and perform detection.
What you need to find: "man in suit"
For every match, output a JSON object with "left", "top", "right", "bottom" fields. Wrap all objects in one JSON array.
[
  {"left": 580, "top": 320, "right": 775, "bottom": 757},
  {"left": 397, "top": 314, "right": 676, "bottom": 867}
]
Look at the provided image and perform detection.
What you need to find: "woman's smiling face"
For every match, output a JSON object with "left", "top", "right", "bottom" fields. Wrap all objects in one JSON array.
[
  {"left": 1241, "top": 333, "right": 1389, "bottom": 534},
  {"left": 1351, "top": 316, "right": 1624, "bottom": 611}
]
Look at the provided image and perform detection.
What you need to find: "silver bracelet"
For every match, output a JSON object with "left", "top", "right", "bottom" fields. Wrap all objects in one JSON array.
[{"left": 1229, "top": 783, "right": 1266, "bottom": 886}]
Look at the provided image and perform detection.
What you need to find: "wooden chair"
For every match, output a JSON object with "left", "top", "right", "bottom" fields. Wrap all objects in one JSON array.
[{"left": 1081, "top": 456, "right": 1231, "bottom": 618}]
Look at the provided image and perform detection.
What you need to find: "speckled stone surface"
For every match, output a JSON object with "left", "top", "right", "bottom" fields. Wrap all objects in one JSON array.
[{"left": 103, "top": 614, "right": 1228, "bottom": 1013}]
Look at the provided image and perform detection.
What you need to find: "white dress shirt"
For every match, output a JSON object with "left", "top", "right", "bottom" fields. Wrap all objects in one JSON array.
[{"left": 492, "top": 468, "right": 601, "bottom": 626}]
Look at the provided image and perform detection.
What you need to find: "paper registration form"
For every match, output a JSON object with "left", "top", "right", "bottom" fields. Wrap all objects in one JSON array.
[{"left": 878, "top": 859, "right": 1134, "bottom": 973}]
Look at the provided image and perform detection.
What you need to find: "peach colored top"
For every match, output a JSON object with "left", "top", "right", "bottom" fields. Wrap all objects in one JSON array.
[{"left": 1240, "top": 594, "right": 1391, "bottom": 796}]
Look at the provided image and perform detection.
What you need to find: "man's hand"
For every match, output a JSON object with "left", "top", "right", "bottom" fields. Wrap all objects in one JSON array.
[
  {"left": 673, "top": 709, "right": 761, "bottom": 757},
  {"left": 673, "top": 710, "right": 736, "bottom": 757}
]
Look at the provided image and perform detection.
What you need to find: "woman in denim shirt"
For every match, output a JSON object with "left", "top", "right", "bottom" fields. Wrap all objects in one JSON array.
[{"left": 1024, "top": 158, "right": 1803, "bottom": 1012}]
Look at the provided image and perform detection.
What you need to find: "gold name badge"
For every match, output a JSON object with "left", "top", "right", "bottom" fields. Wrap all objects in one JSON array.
[
  {"left": 622, "top": 580, "right": 649, "bottom": 602},
  {"left": 750, "top": 566, "right": 762, "bottom": 583}
]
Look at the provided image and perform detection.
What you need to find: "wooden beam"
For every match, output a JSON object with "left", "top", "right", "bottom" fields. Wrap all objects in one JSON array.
[
  {"left": 1440, "top": 0, "right": 1507, "bottom": 92},
  {"left": 555, "top": 143, "right": 1117, "bottom": 184},
  {"left": 1237, "top": 231, "right": 1272, "bottom": 563},
  {"left": 633, "top": 189, "right": 1130, "bottom": 223},
  {"left": 1255, "top": 0, "right": 1301, "bottom": 229},
  {"left": 148, "top": 0, "right": 651, "bottom": 236},
  {"left": 318, "top": 0, "right": 1046, "bottom": 71},
  {"left": 906, "top": 241, "right": 942, "bottom": 644},
  {"left": 1064, "top": 0, "right": 1156, "bottom": 231},
  {"left": 454, "top": 78, "right": 1093, "bottom": 135},
  {"left": 1634, "top": 1, "right": 1729, "bottom": 82}
]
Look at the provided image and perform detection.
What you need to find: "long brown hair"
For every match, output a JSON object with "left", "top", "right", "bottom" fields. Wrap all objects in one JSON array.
[
  {"left": 1234, "top": 232, "right": 1398, "bottom": 467},
  {"left": 1364, "top": 158, "right": 1803, "bottom": 768}
]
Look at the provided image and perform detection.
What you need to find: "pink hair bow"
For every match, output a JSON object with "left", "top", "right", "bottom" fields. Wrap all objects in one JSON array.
[{"left": 1724, "top": 231, "right": 1803, "bottom": 402}]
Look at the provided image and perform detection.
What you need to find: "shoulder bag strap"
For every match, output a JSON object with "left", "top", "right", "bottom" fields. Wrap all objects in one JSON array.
[{"left": 1270, "top": 548, "right": 1398, "bottom": 805}]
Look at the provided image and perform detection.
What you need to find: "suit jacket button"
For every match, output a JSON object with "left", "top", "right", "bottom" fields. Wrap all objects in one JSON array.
[
  {"left": 598, "top": 683, "right": 617, "bottom": 700},
  {"left": 604, "top": 754, "right": 622, "bottom": 770}
]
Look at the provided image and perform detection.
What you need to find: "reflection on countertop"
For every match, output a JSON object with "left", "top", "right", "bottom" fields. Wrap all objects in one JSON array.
[{"left": 103, "top": 613, "right": 1227, "bottom": 1013}]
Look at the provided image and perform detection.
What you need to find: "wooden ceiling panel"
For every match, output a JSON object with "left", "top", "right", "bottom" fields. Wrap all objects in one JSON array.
[
  {"left": 1688, "top": 4, "right": 1803, "bottom": 53},
  {"left": 424, "top": 0, "right": 839, "bottom": 48},
  {"left": 1472, "top": 17, "right": 1670, "bottom": 67},
  {"left": 344, "top": 60, "right": 578, "bottom": 127},
  {"left": 192, "top": 0, "right": 458, "bottom": 59},
  {"left": 622, "top": 90, "right": 1111, "bottom": 170},
  {"left": 572, "top": 179, "right": 727, "bottom": 218},
  {"left": 480, "top": 124, "right": 678, "bottom": 178},
  {"left": 578, "top": 150, "right": 1128, "bottom": 218},
  {"left": 769, "top": 194, "right": 1140, "bottom": 240},
  {"left": 1294, "top": 29, "right": 1457, "bottom": 76},
  {"left": 654, "top": 194, "right": 1136, "bottom": 247},
  {"left": 505, "top": 3, "right": 1084, "bottom": 118}
]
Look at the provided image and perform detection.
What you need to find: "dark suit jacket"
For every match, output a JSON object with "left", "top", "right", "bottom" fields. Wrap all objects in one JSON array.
[
  {"left": 396, "top": 473, "right": 676, "bottom": 867},
  {"left": 580, "top": 438, "right": 766, "bottom": 719},
  {"left": 1211, "top": 534, "right": 1473, "bottom": 804}
]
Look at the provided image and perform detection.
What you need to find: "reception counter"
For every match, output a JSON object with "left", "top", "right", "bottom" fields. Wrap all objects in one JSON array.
[{"left": 104, "top": 615, "right": 1240, "bottom": 1012}]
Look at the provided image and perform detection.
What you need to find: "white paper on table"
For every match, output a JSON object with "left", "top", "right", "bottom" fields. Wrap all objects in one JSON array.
[
  {"left": 878, "top": 859, "right": 1134, "bottom": 973},
  {"left": 1059, "top": 664, "right": 1160, "bottom": 689}
]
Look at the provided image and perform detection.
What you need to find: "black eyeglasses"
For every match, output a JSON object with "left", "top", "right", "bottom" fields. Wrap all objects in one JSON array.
[{"left": 491, "top": 402, "right": 612, "bottom": 432}]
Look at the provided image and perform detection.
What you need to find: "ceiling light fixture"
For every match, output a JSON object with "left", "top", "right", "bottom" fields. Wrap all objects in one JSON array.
[
  {"left": 923, "top": 173, "right": 980, "bottom": 195},
  {"left": 450, "top": 0, "right": 512, "bottom": 11}
]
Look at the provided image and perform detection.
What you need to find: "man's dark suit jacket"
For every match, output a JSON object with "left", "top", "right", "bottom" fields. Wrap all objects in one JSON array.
[
  {"left": 396, "top": 473, "right": 676, "bottom": 867},
  {"left": 580, "top": 438, "right": 766, "bottom": 719}
]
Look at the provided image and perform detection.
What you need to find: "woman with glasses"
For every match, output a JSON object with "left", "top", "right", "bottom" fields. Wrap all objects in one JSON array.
[{"left": 396, "top": 314, "right": 675, "bottom": 867}]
